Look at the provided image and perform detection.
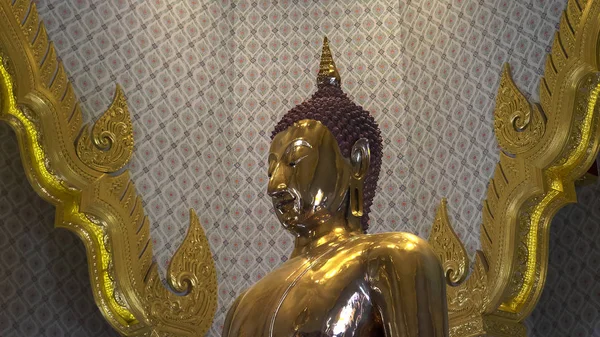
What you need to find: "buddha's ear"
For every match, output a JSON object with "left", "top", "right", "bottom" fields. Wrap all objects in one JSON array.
[{"left": 350, "top": 138, "right": 370, "bottom": 181}]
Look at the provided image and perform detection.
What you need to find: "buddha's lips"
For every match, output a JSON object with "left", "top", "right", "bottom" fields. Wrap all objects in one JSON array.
[
  {"left": 272, "top": 191, "right": 299, "bottom": 214},
  {"left": 276, "top": 198, "right": 294, "bottom": 210},
  {"left": 274, "top": 196, "right": 295, "bottom": 211}
]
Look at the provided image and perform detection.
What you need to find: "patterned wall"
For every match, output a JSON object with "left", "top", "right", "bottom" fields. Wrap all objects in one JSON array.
[
  {"left": 0, "top": 124, "right": 119, "bottom": 336},
  {"left": 0, "top": 0, "right": 571, "bottom": 335}
]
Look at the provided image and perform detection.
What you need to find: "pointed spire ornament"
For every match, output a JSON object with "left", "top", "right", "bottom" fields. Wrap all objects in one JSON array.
[{"left": 317, "top": 36, "right": 341, "bottom": 87}]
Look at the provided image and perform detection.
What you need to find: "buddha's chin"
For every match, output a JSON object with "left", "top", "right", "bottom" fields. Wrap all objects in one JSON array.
[{"left": 278, "top": 211, "right": 330, "bottom": 235}]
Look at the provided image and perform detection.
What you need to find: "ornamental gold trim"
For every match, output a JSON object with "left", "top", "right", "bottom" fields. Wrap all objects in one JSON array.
[
  {"left": 494, "top": 64, "right": 546, "bottom": 155},
  {"left": 0, "top": 1, "right": 217, "bottom": 336},
  {"left": 76, "top": 84, "right": 134, "bottom": 173},
  {"left": 437, "top": 0, "right": 600, "bottom": 335},
  {"left": 428, "top": 198, "right": 470, "bottom": 286}
]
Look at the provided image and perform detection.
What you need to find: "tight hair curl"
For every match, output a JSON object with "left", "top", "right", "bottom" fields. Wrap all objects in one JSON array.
[{"left": 272, "top": 85, "right": 383, "bottom": 232}]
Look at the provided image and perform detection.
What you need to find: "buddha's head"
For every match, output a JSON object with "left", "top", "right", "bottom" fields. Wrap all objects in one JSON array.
[{"left": 268, "top": 37, "right": 382, "bottom": 234}]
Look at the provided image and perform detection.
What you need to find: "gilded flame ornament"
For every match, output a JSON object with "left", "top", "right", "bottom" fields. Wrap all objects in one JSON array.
[
  {"left": 428, "top": 198, "right": 470, "bottom": 287},
  {"left": 493, "top": 64, "right": 546, "bottom": 155},
  {"left": 76, "top": 84, "right": 134, "bottom": 173}
]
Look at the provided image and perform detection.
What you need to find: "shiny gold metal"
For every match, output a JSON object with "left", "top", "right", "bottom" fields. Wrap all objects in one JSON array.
[
  {"left": 428, "top": 198, "right": 469, "bottom": 287},
  {"left": 0, "top": 1, "right": 216, "bottom": 336},
  {"left": 494, "top": 64, "right": 546, "bottom": 155},
  {"left": 317, "top": 36, "right": 341, "bottom": 87},
  {"left": 76, "top": 84, "right": 134, "bottom": 173},
  {"left": 440, "top": 1, "right": 600, "bottom": 336},
  {"left": 224, "top": 45, "right": 449, "bottom": 335}
]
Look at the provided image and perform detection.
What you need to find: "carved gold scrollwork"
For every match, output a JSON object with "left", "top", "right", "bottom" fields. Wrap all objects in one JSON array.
[
  {"left": 494, "top": 63, "right": 546, "bottom": 155},
  {"left": 143, "top": 210, "right": 217, "bottom": 334},
  {"left": 168, "top": 210, "right": 217, "bottom": 297},
  {"left": 442, "top": 1, "right": 600, "bottom": 335},
  {"left": 0, "top": 1, "right": 217, "bottom": 336},
  {"left": 447, "top": 252, "right": 489, "bottom": 316},
  {"left": 447, "top": 251, "right": 489, "bottom": 336},
  {"left": 428, "top": 198, "right": 469, "bottom": 286},
  {"left": 76, "top": 84, "right": 134, "bottom": 173}
]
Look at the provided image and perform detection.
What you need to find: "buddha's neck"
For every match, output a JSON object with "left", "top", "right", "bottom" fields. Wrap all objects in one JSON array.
[{"left": 290, "top": 213, "right": 360, "bottom": 258}]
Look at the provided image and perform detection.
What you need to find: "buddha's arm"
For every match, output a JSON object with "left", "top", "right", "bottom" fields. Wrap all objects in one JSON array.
[{"left": 367, "top": 241, "right": 448, "bottom": 337}]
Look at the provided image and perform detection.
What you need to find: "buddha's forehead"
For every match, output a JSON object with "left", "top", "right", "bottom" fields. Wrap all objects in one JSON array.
[{"left": 271, "top": 119, "right": 332, "bottom": 150}]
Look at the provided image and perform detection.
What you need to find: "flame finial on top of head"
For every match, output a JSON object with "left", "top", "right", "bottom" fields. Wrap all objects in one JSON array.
[{"left": 317, "top": 36, "right": 341, "bottom": 87}]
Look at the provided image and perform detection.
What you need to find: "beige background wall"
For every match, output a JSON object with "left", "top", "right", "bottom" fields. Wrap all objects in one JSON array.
[{"left": 3, "top": 0, "right": 597, "bottom": 336}]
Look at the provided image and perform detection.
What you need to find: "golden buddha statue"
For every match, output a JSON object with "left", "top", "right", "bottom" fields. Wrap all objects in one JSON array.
[{"left": 222, "top": 38, "right": 448, "bottom": 337}]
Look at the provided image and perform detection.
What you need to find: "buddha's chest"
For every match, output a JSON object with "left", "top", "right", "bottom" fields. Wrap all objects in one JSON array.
[{"left": 227, "top": 254, "right": 381, "bottom": 337}]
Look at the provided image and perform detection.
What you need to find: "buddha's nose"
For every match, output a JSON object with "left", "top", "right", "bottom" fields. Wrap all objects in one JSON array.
[{"left": 267, "top": 165, "right": 288, "bottom": 196}]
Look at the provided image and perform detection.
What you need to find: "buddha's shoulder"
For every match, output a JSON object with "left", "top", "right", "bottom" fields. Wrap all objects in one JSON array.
[
  {"left": 342, "top": 232, "right": 437, "bottom": 259},
  {"left": 348, "top": 231, "right": 427, "bottom": 247}
]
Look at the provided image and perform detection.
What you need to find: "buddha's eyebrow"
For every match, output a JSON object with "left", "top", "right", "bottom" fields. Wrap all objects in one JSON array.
[{"left": 285, "top": 139, "right": 312, "bottom": 153}]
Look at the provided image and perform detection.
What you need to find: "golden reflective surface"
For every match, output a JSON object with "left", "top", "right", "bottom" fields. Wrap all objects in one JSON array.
[{"left": 223, "top": 120, "right": 448, "bottom": 337}]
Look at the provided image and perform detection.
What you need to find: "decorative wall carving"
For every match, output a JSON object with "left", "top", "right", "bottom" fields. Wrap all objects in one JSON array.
[
  {"left": 76, "top": 85, "right": 134, "bottom": 173},
  {"left": 430, "top": 0, "right": 600, "bottom": 335},
  {"left": 494, "top": 64, "right": 546, "bottom": 155},
  {"left": 0, "top": 1, "right": 217, "bottom": 336},
  {"left": 0, "top": 123, "right": 120, "bottom": 337},
  {"left": 429, "top": 198, "right": 470, "bottom": 286}
]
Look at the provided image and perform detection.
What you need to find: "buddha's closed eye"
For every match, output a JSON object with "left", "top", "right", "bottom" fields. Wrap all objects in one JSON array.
[{"left": 286, "top": 139, "right": 312, "bottom": 166}]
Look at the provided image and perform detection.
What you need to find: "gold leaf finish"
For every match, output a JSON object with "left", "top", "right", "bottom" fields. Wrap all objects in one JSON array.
[
  {"left": 447, "top": 252, "right": 489, "bottom": 336},
  {"left": 491, "top": 0, "right": 600, "bottom": 317},
  {"left": 317, "top": 36, "right": 341, "bottom": 87},
  {"left": 432, "top": 0, "right": 600, "bottom": 337},
  {"left": 0, "top": 1, "right": 217, "bottom": 336},
  {"left": 428, "top": 198, "right": 470, "bottom": 286},
  {"left": 494, "top": 63, "right": 546, "bottom": 155},
  {"left": 144, "top": 210, "right": 217, "bottom": 334},
  {"left": 76, "top": 84, "right": 134, "bottom": 173},
  {"left": 442, "top": 0, "right": 600, "bottom": 335}
]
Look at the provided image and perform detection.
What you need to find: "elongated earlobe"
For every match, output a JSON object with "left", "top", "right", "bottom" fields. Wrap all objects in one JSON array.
[
  {"left": 349, "top": 138, "right": 370, "bottom": 217},
  {"left": 350, "top": 185, "right": 364, "bottom": 217}
]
